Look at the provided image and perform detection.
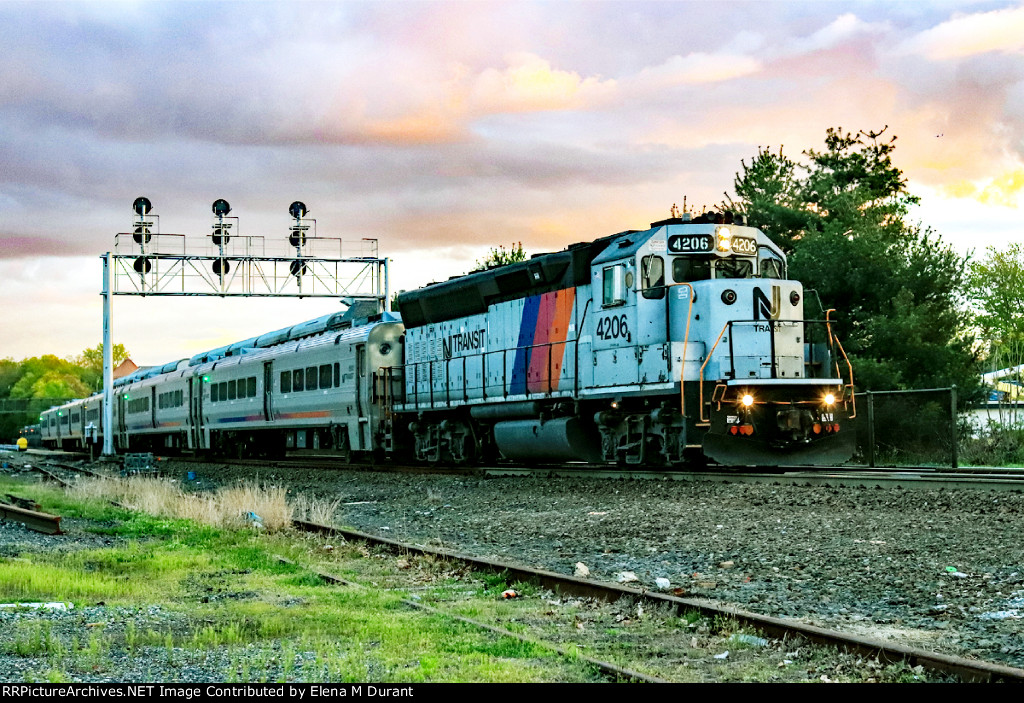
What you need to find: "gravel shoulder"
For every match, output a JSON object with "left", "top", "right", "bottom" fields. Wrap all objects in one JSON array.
[
  {"left": 154, "top": 458, "right": 1024, "bottom": 669},
  {"left": 4, "top": 452, "right": 1024, "bottom": 672}
]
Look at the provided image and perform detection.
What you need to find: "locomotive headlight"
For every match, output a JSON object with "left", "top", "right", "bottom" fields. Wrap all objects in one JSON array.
[
  {"left": 741, "top": 394, "right": 754, "bottom": 407},
  {"left": 824, "top": 393, "right": 836, "bottom": 406},
  {"left": 716, "top": 226, "right": 732, "bottom": 252}
]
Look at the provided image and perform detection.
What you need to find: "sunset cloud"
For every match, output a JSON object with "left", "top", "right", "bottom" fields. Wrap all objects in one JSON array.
[
  {"left": 1, "top": 1, "right": 1023, "bottom": 363},
  {"left": 898, "top": 6, "right": 1024, "bottom": 60}
]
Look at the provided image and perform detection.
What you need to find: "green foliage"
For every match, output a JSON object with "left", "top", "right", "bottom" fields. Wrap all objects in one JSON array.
[
  {"left": 0, "top": 343, "right": 131, "bottom": 441},
  {"left": 968, "top": 244, "right": 1024, "bottom": 354},
  {"left": 475, "top": 242, "right": 526, "bottom": 270},
  {"left": 75, "top": 343, "right": 130, "bottom": 390},
  {"left": 730, "top": 127, "right": 980, "bottom": 398}
]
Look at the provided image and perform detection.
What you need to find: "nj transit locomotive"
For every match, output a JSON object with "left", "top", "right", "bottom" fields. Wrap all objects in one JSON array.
[{"left": 41, "top": 212, "right": 855, "bottom": 467}]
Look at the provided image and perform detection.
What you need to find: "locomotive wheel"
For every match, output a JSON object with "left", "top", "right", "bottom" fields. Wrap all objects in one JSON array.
[{"left": 448, "top": 431, "right": 477, "bottom": 466}]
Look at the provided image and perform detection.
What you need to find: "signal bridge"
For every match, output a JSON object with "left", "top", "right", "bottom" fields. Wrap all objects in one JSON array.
[{"left": 100, "top": 197, "right": 391, "bottom": 456}]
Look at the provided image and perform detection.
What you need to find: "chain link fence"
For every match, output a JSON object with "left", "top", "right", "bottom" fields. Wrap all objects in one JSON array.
[{"left": 848, "top": 387, "right": 959, "bottom": 468}]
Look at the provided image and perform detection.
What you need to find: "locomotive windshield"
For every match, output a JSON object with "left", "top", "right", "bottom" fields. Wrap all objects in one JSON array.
[
  {"left": 672, "top": 256, "right": 711, "bottom": 283},
  {"left": 714, "top": 258, "right": 752, "bottom": 279},
  {"left": 759, "top": 255, "right": 785, "bottom": 279}
]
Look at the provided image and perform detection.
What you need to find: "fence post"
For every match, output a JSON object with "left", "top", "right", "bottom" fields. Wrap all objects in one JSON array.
[
  {"left": 951, "top": 384, "right": 958, "bottom": 469},
  {"left": 866, "top": 391, "right": 875, "bottom": 468}
]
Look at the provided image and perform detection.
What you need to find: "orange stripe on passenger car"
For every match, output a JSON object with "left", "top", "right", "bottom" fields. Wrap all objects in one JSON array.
[{"left": 276, "top": 411, "right": 332, "bottom": 420}]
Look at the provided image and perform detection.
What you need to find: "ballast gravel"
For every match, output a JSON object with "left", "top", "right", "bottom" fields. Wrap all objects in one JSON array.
[
  {"left": 186, "top": 461, "right": 1024, "bottom": 669},
  {"left": 2, "top": 452, "right": 1024, "bottom": 678}
]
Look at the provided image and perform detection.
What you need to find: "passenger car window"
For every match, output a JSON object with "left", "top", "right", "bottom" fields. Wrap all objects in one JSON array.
[
  {"left": 248, "top": 377, "right": 256, "bottom": 398},
  {"left": 281, "top": 371, "right": 291, "bottom": 393},
  {"left": 320, "top": 364, "right": 332, "bottom": 389},
  {"left": 293, "top": 369, "right": 304, "bottom": 392},
  {"left": 306, "top": 366, "right": 318, "bottom": 391}
]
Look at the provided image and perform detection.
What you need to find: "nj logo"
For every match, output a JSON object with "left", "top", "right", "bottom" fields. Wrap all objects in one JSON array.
[{"left": 753, "top": 286, "right": 781, "bottom": 320}]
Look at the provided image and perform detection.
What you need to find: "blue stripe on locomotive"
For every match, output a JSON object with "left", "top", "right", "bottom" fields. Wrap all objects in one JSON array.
[{"left": 509, "top": 294, "right": 541, "bottom": 395}]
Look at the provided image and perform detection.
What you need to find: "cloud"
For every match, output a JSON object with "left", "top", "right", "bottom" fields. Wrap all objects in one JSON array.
[
  {"left": 632, "top": 52, "right": 762, "bottom": 89},
  {"left": 941, "top": 168, "right": 1024, "bottom": 207},
  {"left": 470, "top": 52, "right": 618, "bottom": 112},
  {"left": 898, "top": 6, "right": 1024, "bottom": 60},
  {"left": 782, "top": 12, "right": 891, "bottom": 57}
]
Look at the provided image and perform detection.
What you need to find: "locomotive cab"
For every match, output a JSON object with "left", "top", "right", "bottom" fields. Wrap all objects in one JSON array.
[{"left": 587, "top": 214, "right": 855, "bottom": 467}]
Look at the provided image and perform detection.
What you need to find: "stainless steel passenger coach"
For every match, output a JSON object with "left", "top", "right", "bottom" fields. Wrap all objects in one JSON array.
[{"left": 42, "top": 211, "right": 855, "bottom": 468}]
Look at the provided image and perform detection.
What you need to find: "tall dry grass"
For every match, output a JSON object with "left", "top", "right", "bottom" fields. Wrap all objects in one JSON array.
[
  {"left": 290, "top": 493, "right": 343, "bottom": 526},
  {"left": 68, "top": 476, "right": 296, "bottom": 532}
]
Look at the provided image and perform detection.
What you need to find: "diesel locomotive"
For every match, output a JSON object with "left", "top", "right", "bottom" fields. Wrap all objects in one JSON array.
[{"left": 41, "top": 211, "right": 855, "bottom": 467}]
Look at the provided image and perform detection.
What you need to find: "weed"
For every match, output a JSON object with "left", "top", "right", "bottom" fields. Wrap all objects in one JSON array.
[{"left": 125, "top": 621, "right": 138, "bottom": 654}]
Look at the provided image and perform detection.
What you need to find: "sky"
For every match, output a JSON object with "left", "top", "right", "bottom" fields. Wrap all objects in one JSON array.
[{"left": 2, "top": 0, "right": 1023, "bottom": 366}]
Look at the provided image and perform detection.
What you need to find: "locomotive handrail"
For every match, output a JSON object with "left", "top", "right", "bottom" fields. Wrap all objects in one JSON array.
[
  {"left": 698, "top": 318, "right": 854, "bottom": 423},
  {"left": 698, "top": 323, "right": 732, "bottom": 423},
  {"left": 390, "top": 297, "right": 598, "bottom": 413},
  {"left": 391, "top": 336, "right": 580, "bottom": 412},
  {"left": 834, "top": 337, "right": 856, "bottom": 419},
  {"left": 655, "top": 282, "right": 695, "bottom": 418}
]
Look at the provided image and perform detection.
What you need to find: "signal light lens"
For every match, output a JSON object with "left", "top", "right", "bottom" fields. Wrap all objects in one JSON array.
[
  {"left": 813, "top": 423, "right": 822, "bottom": 434},
  {"left": 740, "top": 424, "right": 754, "bottom": 436},
  {"left": 741, "top": 394, "right": 754, "bottom": 407},
  {"left": 730, "top": 426, "right": 739, "bottom": 435},
  {"left": 824, "top": 393, "right": 835, "bottom": 405}
]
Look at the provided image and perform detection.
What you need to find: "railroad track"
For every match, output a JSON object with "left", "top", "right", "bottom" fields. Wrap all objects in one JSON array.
[
  {"left": 291, "top": 518, "right": 1024, "bottom": 683},
  {"left": 30, "top": 447, "right": 1024, "bottom": 491},
  {"left": 21, "top": 461, "right": 1024, "bottom": 682},
  {"left": 151, "top": 451, "right": 1024, "bottom": 491}
]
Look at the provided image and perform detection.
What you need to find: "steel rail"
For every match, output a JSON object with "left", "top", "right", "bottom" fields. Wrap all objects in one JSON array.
[
  {"left": 23, "top": 461, "right": 1024, "bottom": 680},
  {"left": 292, "top": 518, "right": 1024, "bottom": 683},
  {"left": 0, "top": 501, "right": 63, "bottom": 535}
]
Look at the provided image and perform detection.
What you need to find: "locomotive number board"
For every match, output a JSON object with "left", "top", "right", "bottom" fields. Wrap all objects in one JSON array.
[
  {"left": 667, "top": 234, "right": 713, "bottom": 253},
  {"left": 667, "top": 234, "right": 757, "bottom": 256},
  {"left": 730, "top": 236, "right": 757, "bottom": 255}
]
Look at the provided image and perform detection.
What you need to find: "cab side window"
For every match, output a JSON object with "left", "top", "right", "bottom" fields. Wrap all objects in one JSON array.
[{"left": 602, "top": 265, "right": 627, "bottom": 307}]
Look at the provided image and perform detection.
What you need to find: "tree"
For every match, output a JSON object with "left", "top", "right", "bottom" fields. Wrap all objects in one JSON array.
[
  {"left": 967, "top": 244, "right": 1024, "bottom": 423},
  {"left": 475, "top": 242, "right": 526, "bottom": 270},
  {"left": 967, "top": 244, "right": 1024, "bottom": 353},
  {"left": 729, "top": 127, "right": 980, "bottom": 397},
  {"left": 76, "top": 343, "right": 130, "bottom": 390}
]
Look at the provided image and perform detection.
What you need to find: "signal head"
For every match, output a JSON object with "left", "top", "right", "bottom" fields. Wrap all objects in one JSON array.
[
  {"left": 133, "top": 197, "right": 152, "bottom": 216},
  {"left": 212, "top": 199, "right": 232, "bottom": 216},
  {"left": 289, "top": 201, "right": 308, "bottom": 219}
]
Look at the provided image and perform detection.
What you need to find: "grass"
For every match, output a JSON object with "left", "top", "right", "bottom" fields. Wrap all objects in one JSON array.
[{"left": 0, "top": 475, "right": 594, "bottom": 683}]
